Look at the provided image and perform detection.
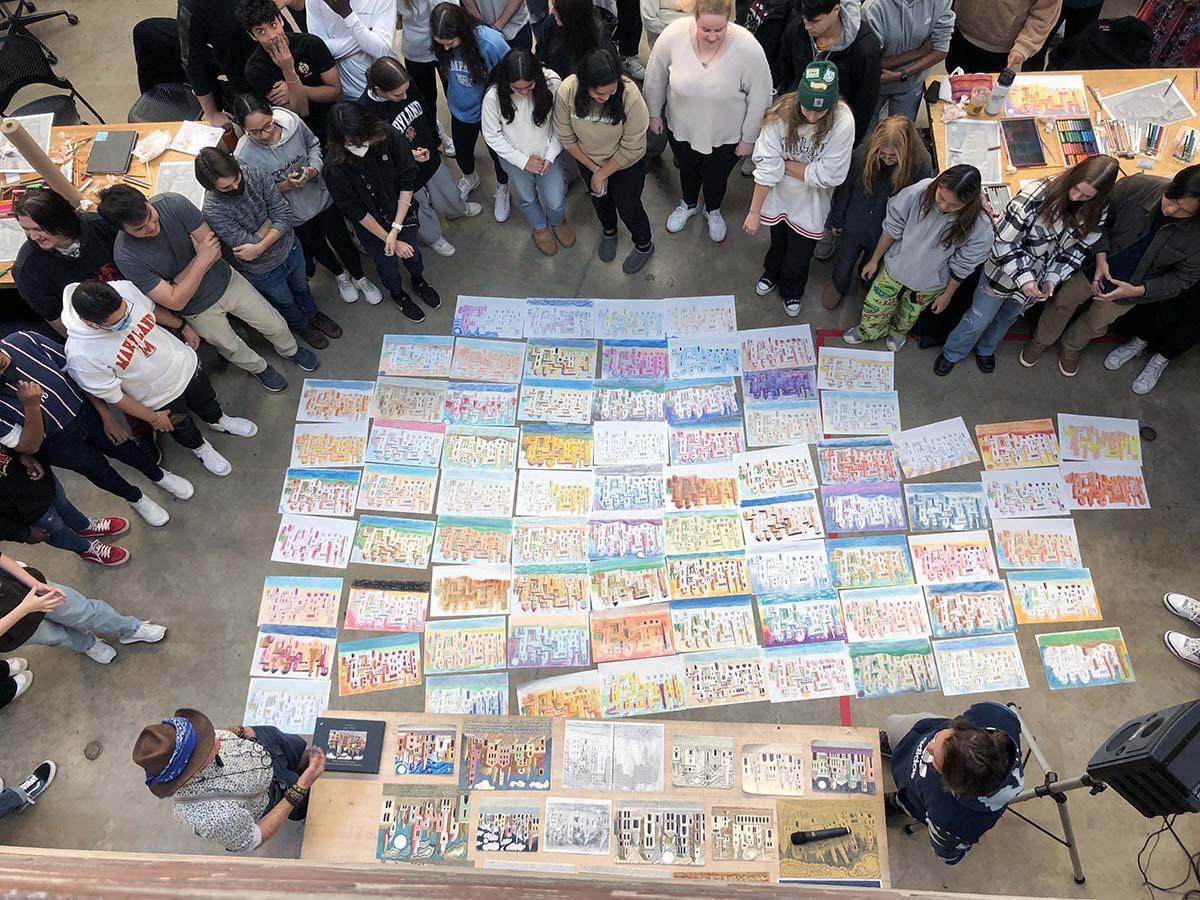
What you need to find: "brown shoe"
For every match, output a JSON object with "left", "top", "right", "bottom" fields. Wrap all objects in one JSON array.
[
  {"left": 821, "top": 285, "right": 845, "bottom": 310},
  {"left": 1019, "top": 340, "right": 1047, "bottom": 368},
  {"left": 552, "top": 219, "right": 576, "bottom": 248},
  {"left": 1058, "top": 347, "right": 1080, "bottom": 377},
  {"left": 532, "top": 227, "right": 557, "bottom": 256}
]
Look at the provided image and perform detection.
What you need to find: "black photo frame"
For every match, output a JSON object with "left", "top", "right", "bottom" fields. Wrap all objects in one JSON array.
[{"left": 312, "top": 717, "right": 386, "bottom": 774}]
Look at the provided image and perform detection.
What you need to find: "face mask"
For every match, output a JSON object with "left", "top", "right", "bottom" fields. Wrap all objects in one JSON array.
[
  {"left": 345, "top": 143, "right": 370, "bottom": 158},
  {"left": 224, "top": 179, "right": 246, "bottom": 197},
  {"left": 104, "top": 301, "right": 134, "bottom": 332}
]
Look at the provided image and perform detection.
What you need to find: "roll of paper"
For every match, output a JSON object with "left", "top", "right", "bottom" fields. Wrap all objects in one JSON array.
[{"left": 1, "top": 118, "right": 83, "bottom": 206}]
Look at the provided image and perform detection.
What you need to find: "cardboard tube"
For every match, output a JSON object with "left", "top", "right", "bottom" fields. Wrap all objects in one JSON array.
[{"left": 1, "top": 118, "right": 84, "bottom": 206}]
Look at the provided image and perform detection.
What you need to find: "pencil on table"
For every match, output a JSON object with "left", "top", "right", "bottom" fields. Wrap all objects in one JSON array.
[{"left": 1163, "top": 74, "right": 1178, "bottom": 97}]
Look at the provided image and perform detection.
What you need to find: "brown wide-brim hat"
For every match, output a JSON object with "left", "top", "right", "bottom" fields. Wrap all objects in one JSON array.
[{"left": 133, "top": 708, "right": 216, "bottom": 798}]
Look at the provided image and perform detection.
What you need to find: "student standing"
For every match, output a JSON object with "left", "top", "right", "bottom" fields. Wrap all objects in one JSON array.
[
  {"left": 399, "top": 0, "right": 458, "bottom": 155},
  {"left": 233, "top": 95, "right": 384, "bottom": 303},
  {"left": 483, "top": 51, "right": 571, "bottom": 256},
  {"left": 238, "top": 0, "right": 343, "bottom": 139},
  {"left": 554, "top": 49, "right": 655, "bottom": 273},
  {"left": 743, "top": 60, "right": 855, "bottom": 317},
  {"left": 821, "top": 115, "right": 932, "bottom": 308},
  {"left": 306, "top": 0, "right": 398, "bottom": 98},
  {"left": 98, "top": 186, "right": 316, "bottom": 393},
  {"left": 323, "top": 103, "right": 444, "bottom": 323},
  {"left": 431, "top": 3, "right": 513, "bottom": 220},
  {"left": 641, "top": 0, "right": 687, "bottom": 49},
  {"left": 463, "top": 0, "right": 534, "bottom": 50},
  {"left": 936, "top": 156, "right": 1117, "bottom": 376},
  {"left": 540, "top": 0, "right": 619, "bottom": 79},
  {"left": 63, "top": 280, "right": 259, "bottom": 478},
  {"left": 361, "top": 58, "right": 483, "bottom": 257},
  {"left": 1024, "top": 0, "right": 1103, "bottom": 70},
  {"left": 863, "top": 0, "right": 954, "bottom": 120},
  {"left": 844, "top": 165, "right": 992, "bottom": 351},
  {"left": 1022, "top": 168, "right": 1200, "bottom": 377},
  {"left": 776, "top": 0, "right": 882, "bottom": 146},
  {"left": 643, "top": 0, "right": 773, "bottom": 242},
  {"left": 946, "top": 0, "right": 1061, "bottom": 73}
]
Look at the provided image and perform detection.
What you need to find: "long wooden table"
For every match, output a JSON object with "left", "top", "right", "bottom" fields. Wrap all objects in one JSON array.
[
  {"left": 300, "top": 710, "right": 889, "bottom": 888},
  {"left": 1, "top": 121, "right": 198, "bottom": 284},
  {"left": 927, "top": 68, "right": 1200, "bottom": 198}
]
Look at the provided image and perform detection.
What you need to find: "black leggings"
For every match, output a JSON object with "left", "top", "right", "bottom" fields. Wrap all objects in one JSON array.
[
  {"left": 578, "top": 158, "right": 652, "bottom": 249},
  {"left": 406, "top": 58, "right": 444, "bottom": 126},
  {"left": 451, "top": 117, "right": 508, "bottom": 183},
  {"left": 667, "top": 134, "right": 740, "bottom": 211},
  {"left": 614, "top": 0, "right": 642, "bottom": 56},
  {"left": 763, "top": 222, "right": 817, "bottom": 300},
  {"left": 295, "top": 205, "right": 364, "bottom": 280},
  {"left": 159, "top": 363, "right": 224, "bottom": 450}
]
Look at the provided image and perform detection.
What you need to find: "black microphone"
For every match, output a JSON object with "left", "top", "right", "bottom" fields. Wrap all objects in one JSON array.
[{"left": 790, "top": 826, "right": 850, "bottom": 845}]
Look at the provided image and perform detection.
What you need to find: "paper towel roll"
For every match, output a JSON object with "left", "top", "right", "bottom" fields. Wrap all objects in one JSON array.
[{"left": 1, "top": 118, "right": 83, "bottom": 206}]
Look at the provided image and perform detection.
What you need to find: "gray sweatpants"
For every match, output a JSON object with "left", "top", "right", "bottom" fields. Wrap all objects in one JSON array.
[{"left": 417, "top": 161, "right": 468, "bottom": 244}]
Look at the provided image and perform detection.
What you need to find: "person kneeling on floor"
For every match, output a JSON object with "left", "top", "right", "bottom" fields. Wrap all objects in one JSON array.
[
  {"left": 62, "top": 280, "right": 258, "bottom": 479},
  {"left": 133, "top": 708, "right": 326, "bottom": 853},
  {"left": 882, "top": 701, "right": 1024, "bottom": 865},
  {"left": 0, "top": 551, "right": 165, "bottom": 664}
]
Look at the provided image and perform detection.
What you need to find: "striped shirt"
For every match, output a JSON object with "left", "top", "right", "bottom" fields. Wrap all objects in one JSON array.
[{"left": 0, "top": 332, "right": 84, "bottom": 448}]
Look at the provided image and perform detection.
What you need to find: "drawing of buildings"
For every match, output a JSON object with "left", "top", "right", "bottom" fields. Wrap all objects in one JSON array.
[
  {"left": 282, "top": 473, "right": 358, "bottom": 514},
  {"left": 614, "top": 803, "right": 706, "bottom": 865},
  {"left": 443, "top": 432, "right": 517, "bottom": 469},
  {"left": 512, "top": 570, "right": 590, "bottom": 614},
  {"left": 253, "top": 633, "right": 332, "bottom": 678},
  {"left": 979, "top": 430, "right": 1059, "bottom": 469},
  {"left": 593, "top": 472, "right": 665, "bottom": 511},
  {"left": 508, "top": 620, "right": 590, "bottom": 667},
  {"left": 590, "top": 560, "right": 670, "bottom": 608},
  {"left": 475, "top": 808, "right": 540, "bottom": 852},
  {"left": 591, "top": 607, "right": 674, "bottom": 662},
  {"left": 671, "top": 600, "right": 757, "bottom": 652},
  {"left": 711, "top": 807, "right": 776, "bottom": 861},
  {"left": 395, "top": 728, "right": 457, "bottom": 775},
  {"left": 671, "top": 736, "right": 734, "bottom": 788},
  {"left": 378, "top": 790, "right": 470, "bottom": 864},
  {"left": 906, "top": 489, "right": 989, "bottom": 531},
  {"left": 1041, "top": 640, "right": 1129, "bottom": 686},
  {"left": 818, "top": 445, "right": 899, "bottom": 483},
  {"left": 926, "top": 584, "right": 1015, "bottom": 636},
  {"left": 741, "top": 745, "right": 805, "bottom": 794},
  {"left": 434, "top": 572, "right": 510, "bottom": 615},
  {"left": 339, "top": 643, "right": 421, "bottom": 693},
  {"left": 810, "top": 742, "right": 875, "bottom": 794},
  {"left": 294, "top": 432, "right": 365, "bottom": 467},
  {"left": 666, "top": 473, "right": 739, "bottom": 510},
  {"left": 461, "top": 730, "right": 551, "bottom": 789},
  {"left": 301, "top": 387, "right": 371, "bottom": 420},
  {"left": 851, "top": 643, "right": 940, "bottom": 696}
]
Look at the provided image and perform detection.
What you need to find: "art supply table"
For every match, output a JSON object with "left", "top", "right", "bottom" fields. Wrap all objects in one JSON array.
[
  {"left": 927, "top": 68, "right": 1200, "bottom": 200},
  {"left": 300, "top": 710, "right": 889, "bottom": 887},
  {"left": 0, "top": 120, "right": 207, "bottom": 285}
]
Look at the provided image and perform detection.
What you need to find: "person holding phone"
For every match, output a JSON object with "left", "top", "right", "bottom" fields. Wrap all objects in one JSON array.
[
  {"left": 1022, "top": 166, "right": 1200, "bottom": 377},
  {"left": 553, "top": 49, "right": 655, "bottom": 273}
]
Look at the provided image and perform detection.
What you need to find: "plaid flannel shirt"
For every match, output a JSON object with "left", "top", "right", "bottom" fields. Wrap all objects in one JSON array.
[{"left": 982, "top": 180, "right": 1104, "bottom": 306}]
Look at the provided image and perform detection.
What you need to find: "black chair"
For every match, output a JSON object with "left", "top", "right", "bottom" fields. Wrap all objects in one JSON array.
[
  {"left": 0, "top": 0, "right": 79, "bottom": 65},
  {"left": 128, "top": 83, "right": 203, "bottom": 124},
  {"left": 0, "top": 32, "right": 102, "bottom": 124}
]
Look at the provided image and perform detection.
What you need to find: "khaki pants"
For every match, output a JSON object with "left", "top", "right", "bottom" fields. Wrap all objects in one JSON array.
[
  {"left": 1033, "top": 272, "right": 1132, "bottom": 352},
  {"left": 183, "top": 270, "right": 298, "bottom": 374}
]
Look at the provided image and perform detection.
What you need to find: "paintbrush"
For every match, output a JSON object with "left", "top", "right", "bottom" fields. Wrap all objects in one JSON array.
[{"left": 1163, "top": 74, "right": 1179, "bottom": 97}]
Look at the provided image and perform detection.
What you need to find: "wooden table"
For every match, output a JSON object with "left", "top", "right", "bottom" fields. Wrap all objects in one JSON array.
[
  {"left": 1, "top": 121, "right": 195, "bottom": 283},
  {"left": 300, "top": 710, "right": 889, "bottom": 888},
  {"left": 927, "top": 68, "right": 1200, "bottom": 200}
]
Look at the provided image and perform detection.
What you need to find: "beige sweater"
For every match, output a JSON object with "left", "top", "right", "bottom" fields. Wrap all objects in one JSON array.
[
  {"left": 952, "top": 0, "right": 1063, "bottom": 61},
  {"left": 553, "top": 75, "right": 650, "bottom": 171},
  {"left": 642, "top": 18, "right": 773, "bottom": 154}
]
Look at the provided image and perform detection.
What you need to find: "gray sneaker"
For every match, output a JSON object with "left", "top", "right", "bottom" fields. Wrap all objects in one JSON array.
[
  {"left": 1132, "top": 353, "right": 1169, "bottom": 394},
  {"left": 623, "top": 243, "right": 655, "bottom": 274},
  {"left": 814, "top": 230, "right": 837, "bottom": 261}
]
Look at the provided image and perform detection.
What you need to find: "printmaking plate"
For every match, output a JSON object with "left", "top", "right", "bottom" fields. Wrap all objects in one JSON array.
[
  {"left": 369, "top": 377, "right": 446, "bottom": 422},
  {"left": 820, "top": 390, "right": 901, "bottom": 436},
  {"left": 1060, "top": 460, "right": 1150, "bottom": 510},
  {"left": 816, "top": 437, "right": 900, "bottom": 485},
  {"left": 378, "top": 334, "right": 454, "bottom": 378},
  {"left": 614, "top": 799, "right": 706, "bottom": 865},
  {"left": 452, "top": 295, "right": 526, "bottom": 338},
  {"left": 296, "top": 379, "right": 374, "bottom": 423},
  {"left": 891, "top": 416, "right": 979, "bottom": 477},
  {"left": 817, "top": 346, "right": 894, "bottom": 392},
  {"left": 776, "top": 796, "right": 881, "bottom": 882},
  {"left": 278, "top": 468, "right": 361, "bottom": 517},
  {"left": 739, "top": 325, "right": 816, "bottom": 371},
  {"left": 739, "top": 492, "right": 825, "bottom": 548},
  {"left": 923, "top": 581, "right": 1016, "bottom": 638},
  {"left": 365, "top": 419, "right": 445, "bottom": 467},
  {"left": 756, "top": 588, "right": 846, "bottom": 646},
  {"left": 992, "top": 518, "right": 1082, "bottom": 569},
  {"left": 976, "top": 418, "right": 1060, "bottom": 470},
  {"left": 907, "top": 530, "right": 999, "bottom": 584},
  {"left": 449, "top": 337, "right": 527, "bottom": 383},
  {"left": 543, "top": 798, "right": 612, "bottom": 855},
  {"left": 904, "top": 483, "right": 990, "bottom": 532},
  {"left": 1036, "top": 626, "right": 1135, "bottom": 690},
  {"left": 289, "top": 422, "right": 368, "bottom": 468},
  {"left": 1058, "top": 413, "right": 1141, "bottom": 463},
  {"left": 673, "top": 735, "right": 735, "bottom": 789},
  {"left": 376, "top": 785, "right": 471, "bottom": 865},
  {"left": 933, "top": 633, "right": 1029, "bottom": 696},
  {"left": 981, "top": 466, "right": 1071, "bottom": 518},
  {"left": 742, "top": 742, "right": 806, "bottom": 794}
]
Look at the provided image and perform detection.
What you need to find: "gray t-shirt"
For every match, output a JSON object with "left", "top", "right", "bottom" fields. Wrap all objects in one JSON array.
[{"left": 113, "top": 192, "right": 232, "bottom": 317}]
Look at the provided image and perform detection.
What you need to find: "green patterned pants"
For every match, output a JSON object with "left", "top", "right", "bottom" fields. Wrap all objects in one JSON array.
[{"left": 857, "top": 262, "right": 943, "bottom": 342}]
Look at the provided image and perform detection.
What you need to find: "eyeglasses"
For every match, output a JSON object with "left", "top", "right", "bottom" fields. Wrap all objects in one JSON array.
[{"left": 247, "top": 123, "right": 276, "bottom": 138}]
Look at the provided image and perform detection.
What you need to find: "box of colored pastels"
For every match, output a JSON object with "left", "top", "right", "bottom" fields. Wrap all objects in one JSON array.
[
  {"left": 1173, "top": 126, "right": 1199, "bottom": 164},
  {"left": 1055, "top": 118, "right": 1099, "bottom": 166}
]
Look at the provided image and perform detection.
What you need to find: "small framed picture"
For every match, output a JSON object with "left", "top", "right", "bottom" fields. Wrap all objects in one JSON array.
[{"left": 312, "top": 717, "right": 386, "bottom": 774}]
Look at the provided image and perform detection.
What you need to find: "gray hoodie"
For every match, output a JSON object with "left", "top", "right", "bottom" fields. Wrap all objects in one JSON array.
[
  {"left": 863, "top": 0, "right": 955, "bottom": 96},
  {"left": 880, "top": 177, "right": 994, "bottom": 293},
  {"left": 234, "top": 108, "right": 332, "bottom": 225}
]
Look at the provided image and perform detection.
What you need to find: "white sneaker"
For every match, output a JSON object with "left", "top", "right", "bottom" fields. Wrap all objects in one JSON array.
[
  {"left": 211, "top": 415, "right": 258, "bottom": 437},
  {"left": 11, "top": 671, "right": 32, "bottom": 700},
  {"left": 334, "top": 272, "right": 359, "bottom": 303},
  {"left": 354, "top": 276, "right": 383, "bottom": 305},
  {"left": 429, "top": 236, "right": 456, "bottom": 256},
  {"left": 85, "top": 639, "right": 116, "bottom": 665},
  {"left": 843, "top": 327, "right": 865, "bottom": 345},
  {"left": 1164, "top": 592, "right": 1200, "bottom": 626},
  {"left": 1133, "top": 353, "right": 1169, "bottom": 395},
  {"left": 1165, "top": 631, "right": 1200, "bottom": 669},
  {"left": 193, "top": 441, "right": 232, "bottom": 476},
  {"left": 154, "top": 469, "right": 194, "bottom": 500},
  {"left": 120, "top": 620, "right": 167, "bottom": 644},
  {"left": 666, "top": 201, "right": 701, "bottom": 233},
  {"left": 782, "top": 297, "right": 802, "bottom": 317},
  {"left": 494, "top": 184, "right": 511, "bottom": 222},
  {"left": 886, "top": 333, "right": 908, "bottom": 352},
  {"left": 457, "top": 172, "right": 480, "bottom": 199},
  {"left": 5, "top": 657, "right": 28, "bottom": 674},
  {"left": 1104, "top": 336, "right": 1147, "bottom": 370},
  {"left": 460, "top": 201, "right": 483, "bottom": 218},
  {"left": 130, "top": 495, "right": 169, "bottom": 527},
  {"left": 755, "top": 274, "right": 776, "bottom": 296},
  {"left": 621, "top": 55, "right": 647, "bottom": 80},
  {"left": 437, "top": 120, "right": 455, "bottom": 157},
  {"left": 704, "top": 209, "right": 727, "bottom": 242}
]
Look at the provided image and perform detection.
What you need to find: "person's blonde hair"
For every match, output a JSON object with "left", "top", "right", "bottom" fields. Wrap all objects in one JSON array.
[
  {"left": 862, "top": 115, "right": 923, "bottom": 194},
  {"left": 762, "top": 92, "right": 848, "bottom": 155},
  {"left": 689, "top": 0, "right": 734, "bottom": 21}
]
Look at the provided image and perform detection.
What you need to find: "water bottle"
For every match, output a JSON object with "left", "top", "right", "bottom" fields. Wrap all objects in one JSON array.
[{"left": 985, "top": 67, "right": 1016, "bottom": 116}]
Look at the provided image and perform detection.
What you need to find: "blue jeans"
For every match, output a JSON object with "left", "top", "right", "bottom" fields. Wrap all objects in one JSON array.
[
  {"left": 246, "top": 240, "right": 319, "bottom": 331},
  {"left": 942, "top": 282, "right": 1027, "bottom": 362},
  {"left": 499, "top": 156, "right": 566, "bottom": 230},
  {"left": 0, "top": 787, "right": 25, "bottom": 817},
  {"left": 248, "top": 725, "right": 308, "bottom": 807},
  {"left": 35, "top": 475, "right": 90, "bottom": 554},
  {"left": 27, "top": 581, "right": 140, "bottom": 652}
]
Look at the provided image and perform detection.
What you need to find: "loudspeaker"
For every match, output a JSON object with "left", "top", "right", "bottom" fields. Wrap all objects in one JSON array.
[{"left": 1086, "top": 701, "right": 1200, "bottom": 818}]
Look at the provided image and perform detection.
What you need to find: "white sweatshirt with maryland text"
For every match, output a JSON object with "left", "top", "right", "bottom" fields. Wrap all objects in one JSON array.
[{"left": 61, "top": 280, "right": 198, "bottom": 410}]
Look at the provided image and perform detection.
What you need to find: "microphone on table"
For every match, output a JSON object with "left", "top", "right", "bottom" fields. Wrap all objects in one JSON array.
[{"left": 790, "top": 827, "right": 850, "bottom": 845}]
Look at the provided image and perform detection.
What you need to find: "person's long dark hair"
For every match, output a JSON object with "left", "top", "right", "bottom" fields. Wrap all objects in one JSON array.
[
  {"left": 1038, "top": 154, "right": 1119, "bottom": 236},
  {"left": 492, "top": 50, "right": 554, "bottom": 126},
  {"left": 324, "top": 101, "right": 390, "bottom": 166},
  {"left": 573, "top": 49, "right": 625, "bottom": 123},
  {"left": 431, "top": 2, "right": 488, "bottom": 85},
  {"left": 920, "top": 164, "right": 985, "bottom": 249},
  {"left": 553, "top": 0, "right": 601, "bottom": 64}
]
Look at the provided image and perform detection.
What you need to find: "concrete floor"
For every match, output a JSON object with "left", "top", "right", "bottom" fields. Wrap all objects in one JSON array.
[{"left": 3, "top": 0, "right": 1199, "bottom": 895}]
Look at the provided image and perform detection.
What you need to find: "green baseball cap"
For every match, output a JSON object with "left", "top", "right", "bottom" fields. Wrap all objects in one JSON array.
[{"left": 796, "top": 60, "right": 839, "bottom": 110}]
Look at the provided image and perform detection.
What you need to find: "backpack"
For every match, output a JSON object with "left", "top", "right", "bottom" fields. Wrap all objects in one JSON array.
[{"left": 1050, "top": 16, "right": 1153, "bottom": 70}]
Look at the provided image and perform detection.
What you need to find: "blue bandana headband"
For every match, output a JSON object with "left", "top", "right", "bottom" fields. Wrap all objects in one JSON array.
[{"left": 146, "top": 717, "right": 198, "bottom": 787}]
